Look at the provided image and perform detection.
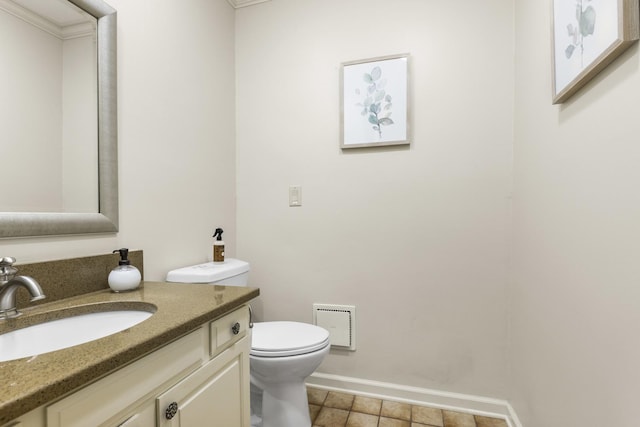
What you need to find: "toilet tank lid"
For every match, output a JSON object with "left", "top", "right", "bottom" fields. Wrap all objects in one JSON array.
[{"left": 166, "top": 258, "right": 249, "bottom": 283}]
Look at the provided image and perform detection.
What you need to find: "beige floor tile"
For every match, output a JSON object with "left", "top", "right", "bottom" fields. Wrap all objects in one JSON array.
[
  {"left": 379, "top": 417, "right": 411, "bottom": 427},
  {"left": 307, "top": 387, "right": 329, "bottom": 405},
  {"left": 346, "top": 411, "right": 380, "bottom": 427},
  {"left": 381, "top": 400, "right": 411, "bottom": 421},
  {"left": 314, "top": 407, "right": 350, "bottom": 426},
  {"left": 309, "top": 404, "right": 322, "bottom": 424},
  {"left": 443, "top": 410, "right": 476, "bottom": 427},
  {"left": 352, "top": 395, "right": 382, "bottom": 415},
  {"left": 412, "top": 405, "right": 444, "bottom": 426},
  {"left": 475, "top": 415, "right": 508, "bottom": 427},
  {"left": 325, "top": 391, "right": 355, "bottom": 410},
  {"left": 308, "top": 389, "right": 508, "bottom": 427}
]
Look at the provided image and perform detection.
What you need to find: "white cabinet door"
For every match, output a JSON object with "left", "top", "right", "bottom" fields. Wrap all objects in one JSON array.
[{"left": 157, "top": 336, "right": 250, "bottom": 427}]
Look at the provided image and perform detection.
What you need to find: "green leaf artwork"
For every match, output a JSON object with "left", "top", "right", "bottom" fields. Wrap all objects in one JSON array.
[
  {"left": 354, "top": 65, "right": 394, "bottom": 138},
  {"left": 565, "top": 0, "right": 597, "bottom": 67}
]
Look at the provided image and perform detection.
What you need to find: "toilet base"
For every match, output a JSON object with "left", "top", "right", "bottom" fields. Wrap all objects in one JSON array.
[
  {"left": 248, "top": 327, "right": 330, "bottom": 427},
  {"left": 250, "top": 381, "right": 311, "bottom": 427},
  {"left": 250, "top": 382, "right": 263, "bottom": 427}
]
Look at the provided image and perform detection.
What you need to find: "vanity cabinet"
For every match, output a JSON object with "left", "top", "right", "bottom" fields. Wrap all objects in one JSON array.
[
  {"left": 156, "top": 336, "right": 247, "bottom": 427},
  {"left": 155, "top": 308, "right": 251, "bottom": 427},
  {"left": 10, "top": 305, "right": 251, "bottom": 427}
]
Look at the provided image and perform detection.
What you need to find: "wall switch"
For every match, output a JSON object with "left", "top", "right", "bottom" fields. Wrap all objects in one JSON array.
[{"left": 289, "top": 185, "right": 302, "bottom": 207}]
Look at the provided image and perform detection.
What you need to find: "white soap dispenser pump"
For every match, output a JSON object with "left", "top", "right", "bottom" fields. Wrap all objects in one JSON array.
[{"left": 108, "top": 248, "right": 141, "bottom": 292}]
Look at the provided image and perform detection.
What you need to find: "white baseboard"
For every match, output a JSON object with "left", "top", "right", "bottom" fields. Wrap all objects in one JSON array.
[{"left": 306, "top": 373, "right": 523, "bottom": 427}]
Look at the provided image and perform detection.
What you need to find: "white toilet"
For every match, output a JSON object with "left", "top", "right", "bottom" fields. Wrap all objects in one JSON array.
[{"left": 166, "top": 259, "right": 330, "bottom": 427}]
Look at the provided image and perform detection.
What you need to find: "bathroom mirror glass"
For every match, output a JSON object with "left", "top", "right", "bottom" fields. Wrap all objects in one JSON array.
[{"left": 0, "top": 0, "right": 118, "bottom": 238}]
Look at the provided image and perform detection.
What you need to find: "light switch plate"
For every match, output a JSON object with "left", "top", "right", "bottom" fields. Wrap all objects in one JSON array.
[{"left": 289, "top": 185, "right": 302, "bottom": 207}]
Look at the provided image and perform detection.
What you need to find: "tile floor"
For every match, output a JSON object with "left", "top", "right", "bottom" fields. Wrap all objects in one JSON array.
[{"left": 307, "top": 387, "right": 509, "bottom": 427}]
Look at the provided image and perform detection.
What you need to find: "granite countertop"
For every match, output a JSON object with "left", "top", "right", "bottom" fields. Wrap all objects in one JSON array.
[{"left": 0, "top": 281, "right": 259, "bottom": 424}]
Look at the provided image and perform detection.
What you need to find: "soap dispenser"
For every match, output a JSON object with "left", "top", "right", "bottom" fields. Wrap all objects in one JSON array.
[
  {"left": 212, "top": 228, "right": 225, "bottom": 264},
  {"left": 108, "top": 248, "right": 141, "bottom": 292}
]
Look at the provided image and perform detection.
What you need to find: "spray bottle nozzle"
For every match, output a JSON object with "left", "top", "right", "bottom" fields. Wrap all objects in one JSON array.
[
  {"left": 212, "top": 228, "right": 224, "bottom": 241},
  {"left": 113, "top": 248, "right": 131, "bottom": 265}
]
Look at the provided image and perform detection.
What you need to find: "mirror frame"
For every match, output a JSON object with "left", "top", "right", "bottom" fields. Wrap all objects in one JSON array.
[{"left": 0, "top": 0, "right": 118, "bottom": 238}]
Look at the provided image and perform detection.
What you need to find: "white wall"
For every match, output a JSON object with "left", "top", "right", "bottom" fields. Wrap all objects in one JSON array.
[
  {"left": 236, "top": 0, "right": 514, "bottom": 398},
  {"left": 1, "top": 9, "right": 63, "bottom": 212},
  {"left": 62, "top": 34, "right": 99, "bottom": 213},
  {"left": 0, "top": 0, "right": 237, "bottom": 281},
  {"left": 511, "top": 1, "right": 640, "bottom": 426}
]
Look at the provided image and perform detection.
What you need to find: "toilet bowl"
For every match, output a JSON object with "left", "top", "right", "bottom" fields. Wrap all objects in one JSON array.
[
  {"left": 166, "top": 260, "right": 330, "bottom": 427},
  {"left": 250, "top": 321, "right": 330, "bottom": 427}
]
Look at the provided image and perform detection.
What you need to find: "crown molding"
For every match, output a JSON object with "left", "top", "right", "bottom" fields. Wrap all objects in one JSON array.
[
  {"left": 0, "top": 0, "right": 61, "bottom": 38},
  {"left": 61, "top": 21, "right": 95, "bottom": 40},
  {"left": 226, "top": 0, "right": 270, "bottom": 9},
  {"left": 0, "top": 0, "right": 94, "bottom": 39}
]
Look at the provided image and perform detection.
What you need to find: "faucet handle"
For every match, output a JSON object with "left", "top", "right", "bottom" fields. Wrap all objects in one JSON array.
[
  {"left": 0, "top": 257, "right": 16, "bottom": 266},
  {"left": 0, "top": 257, "right": 18, "bottom": 282}
]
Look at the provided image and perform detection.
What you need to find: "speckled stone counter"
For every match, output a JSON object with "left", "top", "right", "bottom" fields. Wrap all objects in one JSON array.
[{"left": 0, "top": 281, "right": 259, "bottom": 424}]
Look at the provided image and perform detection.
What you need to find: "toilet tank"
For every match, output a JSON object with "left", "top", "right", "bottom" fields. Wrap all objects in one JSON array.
[{"left": 166, "top": 258, "right": 249, "bottom": 286}]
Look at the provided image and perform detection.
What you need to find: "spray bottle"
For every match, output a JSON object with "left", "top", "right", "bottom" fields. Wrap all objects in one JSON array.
[{"left": 212, "top": 228, "right": 225, "bottom": 264}]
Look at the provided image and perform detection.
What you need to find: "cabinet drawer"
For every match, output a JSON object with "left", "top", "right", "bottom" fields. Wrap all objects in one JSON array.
[{"left": 209, "top": 306, "right": 249, "bottom": 357}]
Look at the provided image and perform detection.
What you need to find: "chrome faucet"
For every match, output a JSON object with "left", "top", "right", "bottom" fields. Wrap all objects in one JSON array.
[{"left": 0, "top": 257, "right": 46, "bottom": 319}]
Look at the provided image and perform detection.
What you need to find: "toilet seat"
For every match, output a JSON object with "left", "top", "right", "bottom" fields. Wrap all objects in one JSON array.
[{"left": 251, "top": 321, "right": 330, "bottom": 357}]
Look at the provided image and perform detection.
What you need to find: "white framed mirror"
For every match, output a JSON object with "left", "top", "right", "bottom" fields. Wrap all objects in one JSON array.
[{"left": 0, "top": 0, "right": 117, "bottom": 238}]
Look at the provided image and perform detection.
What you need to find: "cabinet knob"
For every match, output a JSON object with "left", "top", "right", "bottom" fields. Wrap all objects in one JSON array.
[
  {"left": 165, "top": 401, "right": 178, "bottom": 419},
  {"left": 232, "top": 322, "right": 240, "bottom": 335}
]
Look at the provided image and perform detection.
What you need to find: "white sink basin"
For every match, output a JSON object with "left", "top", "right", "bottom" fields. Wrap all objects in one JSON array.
[{"left": 0, "top": 309, "right": 153, "bottom": 362}]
